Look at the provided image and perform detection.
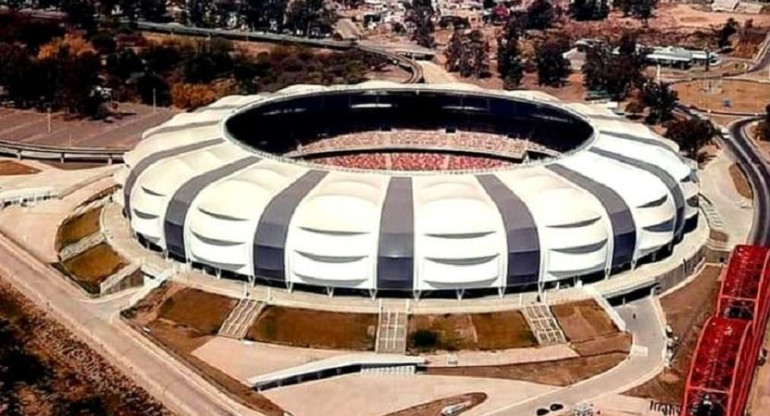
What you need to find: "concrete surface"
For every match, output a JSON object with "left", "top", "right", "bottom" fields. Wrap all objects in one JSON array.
[
  {"left": 264, "top": 373, "right": 558, "bottom": 416},
  {"left": 699, "top": 150, "right": 753, "bottom": 247}
]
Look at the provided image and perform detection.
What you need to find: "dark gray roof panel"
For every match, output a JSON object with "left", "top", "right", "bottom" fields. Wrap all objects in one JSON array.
[
  {"left": 124, "top": 138, "right": 224, "bottom": 219},
  {"left": 253, "top": 170, "right": 328, "bottom": 282},
  {"left": 590, "top": 147, "right": 685, "bottom": 239},
  {"left": 164, "top": 156, "right": 260, "bottom": 259},
  {"left": 601, "top": 131, "right": 673, "bottom": 151},
  {"left": 377, "top": 177, "right": 414, "bottom": 291},
  {"left": 476, "top": 174, "right": 540, "bottom": 286},
  {"left": 144, "top": 120, "right": 220, "bottom": 139},
  {"left": 546, "top": 164, "right": 636, "bottom": 268}
]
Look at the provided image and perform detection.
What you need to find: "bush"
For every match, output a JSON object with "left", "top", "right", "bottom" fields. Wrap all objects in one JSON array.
[{"left": 409, "top": 329, "right": 439, "bottom": 350}]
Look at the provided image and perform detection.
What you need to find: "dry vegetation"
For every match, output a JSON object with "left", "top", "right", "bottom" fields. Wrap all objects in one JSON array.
[
  {"left": 59, "top": 243, "right": 126, "bottom": 294},
  {"left": 426, "top": 352, "right": 628, "bottom": 387},
  {"left": 0, "top": 160, "right": 40, "bottom": 176},
  {"left": 625, "top": 265, "right": 723, "bottom": 403},
  {"left": 408, "top": 311, "right": 537, "bottom": 352},
  {"left": 0, "top": 276, "right": 172, "bottom": 416},
  {"left": 552, "top": 300, "right": 618, "bottom": 343},
  {"left": 124, "top": 283, "right": 287, "bottom": 416},
  {"left": 383, "top": 392, "right": 487, "bottom": 416},
  {"left": 673, "top": 80, "right": 770, "bottom": 114},
  {"left": 729, "top": 163, "right": 753, "bottom": 199},
  {"left": 56, "top": 207, "right": 103, "bottom": 250},
  {"left": 247, "top": 306, "right": 377, "bottom": 351}
]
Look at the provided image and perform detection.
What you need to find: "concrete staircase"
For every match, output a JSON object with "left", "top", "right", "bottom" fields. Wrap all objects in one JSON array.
[
  {"left": 375, "top": 304, "right": 408, "bottom": 354},
  {"left": 522, "top": 304, "right": 567, "bottom": 346},
  {"left": 218, "top": 299, "right": 263, "bottom": 339}
]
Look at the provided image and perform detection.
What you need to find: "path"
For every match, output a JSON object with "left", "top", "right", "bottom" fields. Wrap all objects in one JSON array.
[
  {"left": 418, "top": 61, "right": 457, "bottom": 84},
  {"left": 478, "top": 297, "right": 667, "bottom": 416},
  {"left": 0, "top": 230, "right": 264, "bottom": 416}
]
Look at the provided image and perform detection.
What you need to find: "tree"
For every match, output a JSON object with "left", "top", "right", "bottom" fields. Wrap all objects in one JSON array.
[
  {"left": 642, "top": 81, "right": 678, "bottom": 124},
  {"left": 717, "top": 18, "right": 739, "bottom": 49},
  {"left": 137, "top": 73, "right": 171, "bottom": 106},
  {"left": 445, "top": 29, "right": 490, "bottom": 79},
  {"left": 497, "top": 17, "right": 525, "bottom": 89},
  {"left": 569, "top": 0, "right": 609, "bottom": 21},
  {"left": 139, "top": 0, "right": 169, "bottom": 22},
  {"left": 285, "top": 0, "right": 337, "bottom": 37},
  {"left": 665, "top": 118, "right": 716, "bottom": 159},
  {"left": 445, "top": 28, "right": 464, "bottom": 73},
  {"left": 526, "top": 0, "right": 556, "bottom": 30},
  {"left": 61, "top": 0, "right": 97, "bottom": 32},
  {"left": 535, "top": 36, "right": 570, "bottom": 87},
  {"left": 582, "top": 34, "right": 646, "bottom": 100},
  {"left": 407, "top": 0, "right": 435, "bottom": 48},
  {"left": 631, "top": 0, "right": 657, "bottom": 27},
  {"left": 243, "top": 0, "right": 288, "bottom": 31}
]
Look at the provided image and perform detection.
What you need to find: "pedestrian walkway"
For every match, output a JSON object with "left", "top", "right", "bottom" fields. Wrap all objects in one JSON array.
[
  {"left": 218, "top": 299, "right": 263, "bottom": 339},
  {"left": 522, "top": 304, "right": 567, "bottom": 345},
  {"left": 375, "top": 304, "right": 408, "bottom": 354}
]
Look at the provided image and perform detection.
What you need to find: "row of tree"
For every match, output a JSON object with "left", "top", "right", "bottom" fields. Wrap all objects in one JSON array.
[
  {"left": 0, "top": 14, "right": 384, "bottom": 116},
  {"left": 5, "top": 0, "right": 338, "bottom": 37}
]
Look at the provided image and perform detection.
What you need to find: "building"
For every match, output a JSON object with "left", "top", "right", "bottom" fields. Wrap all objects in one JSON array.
[{"left": 117, "top": 82, "right": 697, "bottom": 298}]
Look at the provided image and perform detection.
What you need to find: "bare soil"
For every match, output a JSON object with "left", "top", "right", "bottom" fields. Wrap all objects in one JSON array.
[
  {"left": 0, "top": 160, "right": 40, "bottom": 175},
  {"left": 729, "top": 163, "right": 753, "bottom": 199},
  {"left": 60, "top": 242, "right": 126, "bottom": 294},
  {"left": 247, "top": 305, "right": 377, "bottom": 351},
  {"left": 709, "top": 228, "right": 729, "bottom": 243},
  {"left": 673, "top": 80, "right": 770, "bottom": 114},
  {"left": 157, "top": 287, "right": 237, "bottom": 336},
  {"left": 383, "top": 392, "right": 487, "bottom": 416},
  {"left": 625, "top": 265, "right": 723, "bottom": 404},
  {"left": 426, "top": 353, "right": 628, "bottom": 387},
  {"left": 56, "top": 206, "right": 103, "bottom": 251},
  {"left": 0, "top": 275, "right": 172, "bottom": 416},
  {"left": 408, "top": 311, "right": 536, "bottom": 352},
  {"left": 40, "top": 161, "right": 108, "bottom": 170},
  {"left": 125, "top": 283, "right": 287, "bottom": 416},
  {"left": 552, "top": 299, "right": 618, "bottom": 343}
]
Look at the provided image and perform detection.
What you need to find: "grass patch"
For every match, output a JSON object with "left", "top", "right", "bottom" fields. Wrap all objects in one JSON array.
[
  {"left": 59, "top": 242, "right": 126, "bottom": 294},
  {"left": 0, "top": 160, "right": 39, "bottom": 176},
  {"left": 246, "top": 306, "right": 377, "bottom": 351},
  {"left": 56, "top": 207, "right": 103, "bottom": 251},
  {"left": 426, "top": 353, "right": 628, "bottom": 386},
  {"left": 408, "top": 311, "right": 536, "bottom": 353},
  {"left": 157, "top": 288, "right": 236, "bottom": 336},
  {"left": 552, "top": 300, "right": 618, "bottom": 344},
  {"left": 729, "top": 163, "right": 753, "bottom": 199}
]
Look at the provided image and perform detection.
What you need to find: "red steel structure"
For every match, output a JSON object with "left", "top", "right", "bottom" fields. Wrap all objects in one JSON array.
[{"left": 681, "top": 245, "right": 770, "bottom": 416}]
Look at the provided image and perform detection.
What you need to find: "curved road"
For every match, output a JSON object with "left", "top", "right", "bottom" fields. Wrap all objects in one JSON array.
[{"left": 726, "top": 117, "right": 770, "bottom": 245}]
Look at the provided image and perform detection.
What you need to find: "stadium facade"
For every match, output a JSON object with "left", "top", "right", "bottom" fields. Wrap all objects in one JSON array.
[{"left": 116, "top": 82, "right": 698, "bottom": 297}]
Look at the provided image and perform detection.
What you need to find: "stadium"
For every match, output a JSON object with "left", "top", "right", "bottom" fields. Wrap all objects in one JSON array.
[{"left": 116, "top": 82, "right": 698, "bottom": 298}]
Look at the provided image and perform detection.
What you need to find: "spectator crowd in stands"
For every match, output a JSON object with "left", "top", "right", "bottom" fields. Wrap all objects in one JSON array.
[
  {"left": 286, "top": 129, "right": 560, "bottom": 162},
  {"left": 310, "top": 152, "right": 512, "bottom": 171}
]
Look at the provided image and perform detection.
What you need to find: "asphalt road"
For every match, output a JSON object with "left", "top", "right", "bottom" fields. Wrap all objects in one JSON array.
[
  {"left": 478, "top": 298, "right": 667, "bottom": 416},
  {"left": 0, "top": 231, "right": 262, "bottom": 416},
  {"left": 725, "top": 117, "right": 770, "bottom": 246}
]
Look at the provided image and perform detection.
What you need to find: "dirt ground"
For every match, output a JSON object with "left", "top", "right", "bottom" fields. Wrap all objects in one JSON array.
[
  {"left": 60, "top": 242, "right": 126, "bottom": 293},
  {"left": 0, "top": 275, "right": 171, "bottom": 416},
  {"left": 427, "top": 352, "right": 628, "bottom": 387},
  {"left": 729, "top": 163, "right": 753, "bottom": 199},
  {"left": 673, "top": 80, "right": 770, "bottom": 114},
  {"left": 408, "top": 311, "right": 537, "bottom": 352},
  {"left": 125, "top": 283, "right": 287, "bottom": 416},
  {"left": 0, "top": 160, "right": 40, "bottom": 175},
  {"left": 383, "top": 392, "right": 487, "bottom": 416},
  {"left": 157, "top": 287, "right": 237, "bottom": 336},
  {"left": 247, "top": 305, "right": 377, "bottom": 351},
  {"left": 40, "top": 161, "right": 108, "bottom": 170},
  {"left": 552, "top": 299, "right": 618, "bottom": 344},
  {"left": 625, "top": 265, "right": 723, "bottom": 404},
  {"left": 56, "top": 206, "right": 103, "bottom": 250}
]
